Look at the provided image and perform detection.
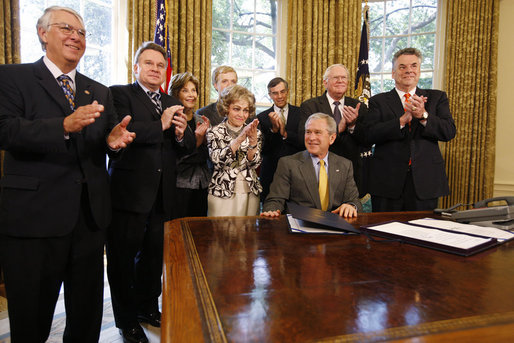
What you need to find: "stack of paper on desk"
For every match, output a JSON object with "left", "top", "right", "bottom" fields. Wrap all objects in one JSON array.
[
  {"left": 408, "top": 218, "right": 514, "bottom": 242},
  {"left": 362, "top": 218, "right": 514, "bottom": 256}
]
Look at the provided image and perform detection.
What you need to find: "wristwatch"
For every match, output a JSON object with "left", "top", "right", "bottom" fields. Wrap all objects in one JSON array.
[{"left": 422, "top": 111, "right": 429, "bottom": 120}]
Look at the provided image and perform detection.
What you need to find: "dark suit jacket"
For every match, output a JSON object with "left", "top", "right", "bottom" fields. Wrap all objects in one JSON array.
[
  {"left": 108, "top": 83, "right": 195, "bottom": 218},
  {"left": 362, "top": 88, "right": 456, "bottom": 199},
  {"left": 0, "top": 58, "right": 118, "bottom": 237},
  {"left": 196, "top": 101, "right": 225, "bottom": 127},
  {"left": 300, "top": 91, "right": 368, "bottom": 196},
  {"left": 263, "top": 151, "right": 362, "bottom": 213},
  {"left": 257, "top": 104, "right": 304, "bottom": 200}
]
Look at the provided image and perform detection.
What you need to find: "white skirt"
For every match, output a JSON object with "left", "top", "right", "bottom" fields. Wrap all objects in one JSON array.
[{"left": 207, "top": 192, "right": 260, "bottom": 217}]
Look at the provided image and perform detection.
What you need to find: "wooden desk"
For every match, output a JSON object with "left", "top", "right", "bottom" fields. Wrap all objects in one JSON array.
[{"left": 162, "top": 212, "right": 514, "bottom": 342}]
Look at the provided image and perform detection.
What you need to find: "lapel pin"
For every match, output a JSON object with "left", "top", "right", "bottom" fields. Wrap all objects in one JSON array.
[{"left": 84, "top": 90, "right": 90, "bottom": 95}]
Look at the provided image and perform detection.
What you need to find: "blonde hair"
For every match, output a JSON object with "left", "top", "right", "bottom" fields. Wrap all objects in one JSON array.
[
  {"left": 216, "top": 85, "right": 256, "bottom": 118},
  {"left": 211, "top": 65, "right": 237, "bottom": 86}
]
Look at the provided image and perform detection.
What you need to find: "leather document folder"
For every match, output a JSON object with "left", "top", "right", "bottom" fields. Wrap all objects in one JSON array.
[
  {"left": 286, "top": 202, "right": 360, "bottom": 234},
  {"left": 361, "top": 221, "right": 499, "bottom": 256}
]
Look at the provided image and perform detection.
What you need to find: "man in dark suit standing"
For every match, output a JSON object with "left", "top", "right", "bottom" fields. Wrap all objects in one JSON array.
[
  {"left": 107, "top": 42, "right": 195, "bottom": 343},
  {"left": 257, "top": 77, "right": 304, "bottom": 202},
  {"left": 196, "top": 65, "right": 238, "bottom": 126},
  {"left": 300, "top": 64, "right": 368, "bottom": 197},
  {"left": 261, "top": 113, "right": 362, "bottom": 218},
  {"left": 362, "top": 48, "right": 456, "bottom": 212},
  {"left": 0, "top": 6, "right": 135, "bottom": 342}
]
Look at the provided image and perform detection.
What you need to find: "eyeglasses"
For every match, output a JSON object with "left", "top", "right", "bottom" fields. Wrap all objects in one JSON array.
[
  {"left": 269, "top": 89, "right": 288, "bottom": 97},
  {"left": 49, "top": 23, "right": 87, "bottom": 39},
  {"left": 329, "top": 76, "right": 348, "bottom": 82}
]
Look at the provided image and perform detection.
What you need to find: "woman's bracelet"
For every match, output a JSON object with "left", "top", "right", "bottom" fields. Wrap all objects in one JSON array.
[{"left": 248, "top": 143, "right": 258, "bottom": 150}]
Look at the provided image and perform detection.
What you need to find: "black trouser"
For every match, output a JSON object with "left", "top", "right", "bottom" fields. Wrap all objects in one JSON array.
[
  {"left": 173, "top": 187, "right": 208, "bottom": 218},
  {"left": 0, "top": 190, "right": 105, "bottom": 343},
  {"left": 106, "top": 197, "right": 165, "bottom": 329},
  {"left": 371, "top": 170, "right": 438, "bottom": 212}
]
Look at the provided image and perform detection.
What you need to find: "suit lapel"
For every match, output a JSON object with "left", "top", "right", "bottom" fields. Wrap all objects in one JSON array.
[
  {"left": 319, "top": 92, "right": 333, "bottom": 117},
  {"left": 74, "top": 73, "right": 93, "bottom": 108},
  {"left": 132, "top": 83, "right": 162, "bottom": 120},
  {"left": 327, "top": 152, "right": 341, "bottom": 209},
  {"left": 385, "top": 89, "right": 404, "bottom": 118},
  {"left": 285, "top": 105, "right": 297, "bottom": 131},
  {"left": 34, "top": 59, "right": 72, "bottom": 116},
  {"left": 298, "top": 151, "right": 321, "bottom": 209}
]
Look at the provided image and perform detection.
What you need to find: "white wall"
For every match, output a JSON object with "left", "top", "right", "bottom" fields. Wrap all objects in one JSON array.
[{"left": 494, "top": 0, "right": 514, "bottom": 197}]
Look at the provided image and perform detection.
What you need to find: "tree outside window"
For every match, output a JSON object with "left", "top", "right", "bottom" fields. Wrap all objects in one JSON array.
[
  {"left": 20, "top": 0, "right": 114, "bottom": 87},
  {"left": 211, "top": 0, "right": 278, "bottom": 105},
  {"left": 367, "top": 0, "right": 438, "bottom": 94}
]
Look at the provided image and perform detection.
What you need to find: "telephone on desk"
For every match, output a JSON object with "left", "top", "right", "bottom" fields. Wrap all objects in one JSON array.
[{"left": 436, "top": 197, "right": 514, "bottom": 231}]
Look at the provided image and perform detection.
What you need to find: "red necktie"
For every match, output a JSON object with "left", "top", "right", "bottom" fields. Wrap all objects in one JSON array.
[
  {"left": 404, "top": 93, "right": 411, "bottom": 131},
  {"left": 404, "top": 93, "right": 412, "bottom": 166}
]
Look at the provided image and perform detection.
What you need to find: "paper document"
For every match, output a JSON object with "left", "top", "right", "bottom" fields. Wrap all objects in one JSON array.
[
  {"left": 409, "top": 218, "right": 514, "bottom": 241},
  {"left": 367, "top": 222, "right": 494, "bottom": 250}
]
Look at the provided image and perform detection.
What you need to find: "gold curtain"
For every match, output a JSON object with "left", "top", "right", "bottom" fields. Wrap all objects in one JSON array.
[
  {"left": 168, "top": 0, "right": 212, "bottom": 108},
  {"left": 127, "top": 0, "right": 157, "bottom": 82},
  {"left": 441, "top": 0, "right": 499, "bottom": 208},
  {"left": 1, "top": 0, "right": 20, "bottom": 177},
  {"left": 286, "top": 0, "right": 361, "bottom": 106}
]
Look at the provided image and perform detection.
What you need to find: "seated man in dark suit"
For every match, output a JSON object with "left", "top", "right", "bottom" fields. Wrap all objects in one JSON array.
[
  {"left": 300, "top": 64, "right": 369, "bottom": 197},
  {"left": 261, "top": 113, "right": 362, "bottom": 218},
  {"left": 196, "top": 65, "right": 238, "bottom": 126},
  {"left": 361, "top": 47, "right": 456, "bottom": 212},
  {"left": 257, "top": 77, "right": 304, "bottom": 201}
]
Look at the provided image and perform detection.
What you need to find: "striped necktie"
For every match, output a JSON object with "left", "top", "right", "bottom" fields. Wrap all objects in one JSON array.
[
  {"left": 148, "top": 91, "right": 162, "bottom": 114},
  {"left": 58, "top": 74, "right": 75, "bottom": 110},
  {"left": 319, "top": 159, "right": 329, "bottom": 211}
]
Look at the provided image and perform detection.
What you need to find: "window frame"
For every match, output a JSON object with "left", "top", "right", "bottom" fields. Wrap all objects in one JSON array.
[
  {"left": 19, "top": 0, "right": 129, "bottom": 86},
  {"left": 211, "top": 0, "right": 284, "bottom": 109},
  {"left": 365, "top": 0, "right": 445, "bottom": 94}
]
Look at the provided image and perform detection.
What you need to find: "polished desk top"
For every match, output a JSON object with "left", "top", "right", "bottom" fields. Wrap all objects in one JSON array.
[{"left": 162, "top": 212, "right": 514, "bottom": 342}]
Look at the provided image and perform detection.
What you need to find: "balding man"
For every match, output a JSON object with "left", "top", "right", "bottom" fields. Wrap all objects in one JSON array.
[{"left": 300, "top": 64, "right": 368, "bottom": 197}]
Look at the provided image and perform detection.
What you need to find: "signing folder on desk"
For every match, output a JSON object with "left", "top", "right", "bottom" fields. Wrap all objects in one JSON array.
[
  {"left": 361, "top": 220, "right": 503, "bottom": 256},
  {"left": 286, "top": 202, "right": 360, "bottom": 234}
]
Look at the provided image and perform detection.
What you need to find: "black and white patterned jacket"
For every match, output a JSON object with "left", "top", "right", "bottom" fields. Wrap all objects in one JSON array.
[{"left": 206, "top": 121, "right": 263, "bottom": 198}]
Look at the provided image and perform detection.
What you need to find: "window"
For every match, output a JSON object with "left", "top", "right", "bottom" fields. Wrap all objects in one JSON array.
[
  {"left": 211, "top": 0, "right": 278, "bottom": 106},
  {"left": 20, "top": 0, "right": 119, "bottom": 86},
  {"left": 366, "top": 0, "right": 439, "bottom": 94}
]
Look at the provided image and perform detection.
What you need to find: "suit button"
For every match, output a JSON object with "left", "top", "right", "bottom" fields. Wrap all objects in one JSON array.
[{"left": 157, "top": 169, "right": 162, "bottom": 173}]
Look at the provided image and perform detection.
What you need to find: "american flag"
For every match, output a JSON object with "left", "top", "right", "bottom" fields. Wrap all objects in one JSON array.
[
  {"left": 154, "top": 0, "right": 172, "bottom": 92},
  {"left": 355, "top": 4, "right": 371, "bottom": 106}
]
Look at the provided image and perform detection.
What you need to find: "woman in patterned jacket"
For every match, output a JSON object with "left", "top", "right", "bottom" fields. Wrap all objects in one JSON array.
[{"left": 206, "top": 85, "right": 262, "bottom": 216}]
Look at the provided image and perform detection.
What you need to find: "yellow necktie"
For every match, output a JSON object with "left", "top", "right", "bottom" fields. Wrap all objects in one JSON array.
[{"left": 319, "top": 160, "right": 329, "bottom": 211}]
